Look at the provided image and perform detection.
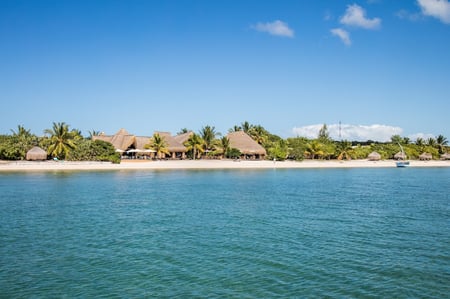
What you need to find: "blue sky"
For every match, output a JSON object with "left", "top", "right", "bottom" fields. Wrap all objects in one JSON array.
[{"left": 1, "top": 0, "right": 449, "bottom": 141}]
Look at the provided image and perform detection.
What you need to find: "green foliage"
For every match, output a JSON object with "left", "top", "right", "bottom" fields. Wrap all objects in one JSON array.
[
  {"left": 267, "top": 139, "right": 288, "bottom": 161},
  {"left": 287, "top": 137, "right": 308, "bottom": 161},
  {"left": 184, "top": 133, "right": 204, "bottom": 159},
  {"left": 147, "top": 133, "right": 169, "bottom": 159},
  {"left": 67, "top": 140, "right": 120, "bottom": 163},
  {"left": 44, "top": 122, "right": 77, "bottom": 159},
  {"left": 227, "top": 148, "right": 241, "bottom": 159}
]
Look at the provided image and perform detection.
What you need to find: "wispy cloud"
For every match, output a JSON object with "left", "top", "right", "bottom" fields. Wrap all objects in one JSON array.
[
  {"left": 417, "top": 0, "right": 450, "bottom": 24},
  {"left": 340, "top": 4, "right": 381, "bottom": 29},
  {"left": 292, "top": 124, "right": 403, "bottom": 142},
  {"left": 251, "top": 20, "right": 294, "bottom": 38},
  {"left": 330, "top": 28, "right": 351, "bottom": 45}
]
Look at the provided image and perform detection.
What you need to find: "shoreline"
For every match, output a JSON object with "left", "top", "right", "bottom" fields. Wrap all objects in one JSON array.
[{"left": 1, "top": 159, "right": 450, "bottom": 171}]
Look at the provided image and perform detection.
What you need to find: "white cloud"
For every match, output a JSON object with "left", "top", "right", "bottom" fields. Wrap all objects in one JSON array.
[
  {"left": 252, "top": 20, "right": 294, "bottom": 38},
  {"left": 331, "top": 28, "right": 351, "bottom": 45},
  {"left": 417, "top": 0, "right": 450, "bottom": 24},
  {"left": 292, "top": 124, "right": 403, "bottom": 142},
  {"left": 340, "top": 4, "right": 381, "bottom": 29}
]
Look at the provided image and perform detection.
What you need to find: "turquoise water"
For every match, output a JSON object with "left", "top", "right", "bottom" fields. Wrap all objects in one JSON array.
[{"left": 1, "top": 168, "right": 449, "bottom": 298}]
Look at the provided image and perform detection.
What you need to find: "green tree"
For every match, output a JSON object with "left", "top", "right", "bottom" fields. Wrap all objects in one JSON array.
[
  {"left": 336, "top": 140, "right": 354, "bottom": 161},
  {"left": 241, "top": 121, "right": 252, "bottom": 133},
  {"left": 305, "top": 140, "right": 324, "bottom": 160},
  {"left": 199, "top": 125, "right": 218, "bottom": 154},
  {"left": 88, "top": 130, "right": 101, "bottom": 140},
  {"left": 436, "top": 134, "right": 448, "bottom": 154},
  {"left": 220, "top": 136, "right": 231, "bottom": 158},
  {"left": 268, "top": 139, "right": 288, "bottom": 161},
  {"left": 184, "top": 133, "right": 204, "bottom": 159},
  {"left": 147, "top": 133, "right": 169, "bottom": 159},
  {"left": 44, "top": 122, "right": 76, "bottom": 159},
  {"left": 287, "top": 137, "right": 308, "bottom": 161},
  {"left": 318, "top": 124, "right": 331, "bottom": 142},
  {"left": 248, "top": 125, "right": 268, "bottom": 145},
  {"left": 177, "top": 128, "right": 189, "bottom": 135},
  {"left": 228, "top": 125, "right": 242, "bottom": 133}
]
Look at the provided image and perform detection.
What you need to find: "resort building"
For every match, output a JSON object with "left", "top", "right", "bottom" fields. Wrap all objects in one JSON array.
[
  {"left": 93, "top": 129, "right": 188, "bottom": 159},
  {"left": 227, "top": 131, "right": 266, "bottom": 160}
]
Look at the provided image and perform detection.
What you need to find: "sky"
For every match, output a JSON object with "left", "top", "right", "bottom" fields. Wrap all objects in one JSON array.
[{"left": 1, "top": 0, "right": 449, "bottom": 141}]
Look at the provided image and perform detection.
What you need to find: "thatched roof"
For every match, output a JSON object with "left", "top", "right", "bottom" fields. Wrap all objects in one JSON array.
[
  {"left": 419, "top": 153, "right": 432, "bottom": 160},
  {"left": 135, "top": 136, "right": 151, "bottom": 150},
  {"left": 441, "top": 153, "right": 450, "bottom": 160},
  {"left": 173, "top": 131, "right": 193, "bottom": 144},
  {"left": 26, "top": 146, "right": 47, "bottom": 161},
  {"left": 154, "top": 132, "right": 187, "bottom": 152},
  {"left": 93, "top": 128, "right": 136, "bottom": 151},
  {"left": 394, "top": 151, "right": 407, "bottom": 160},
  {"left": 227, "top": 131, "right": 266, "bottom": 155},
  {"left": 367, "top": 151, "right": 381, "bottom": 161}
]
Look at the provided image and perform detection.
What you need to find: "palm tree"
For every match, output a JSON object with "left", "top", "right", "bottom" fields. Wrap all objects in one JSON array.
[
  {"left": 248, "top": 125, "right": 268, "bottom": 145},
  {"left": 220, "top": 136, "right": 231, "bottom": 158},
  {"left": 147, "top": 133, "right": 169, "bottom": 159},
  {"left": 336, "top": 140, "right": 354, "bottom": 161},
  {"left": 427, "top": 137, "right": 437, "bottom": 147},
  {"left": 44, "top": 122, "right": 76, "bottom": 159},
  {"left": 415, "top": 137, "right": 425, "bottom": 146},
  {"left": 177, "top": 128, "right": 189, "bottom": 135},
  {"left": 436, "top": 134, "right": 448, "bottom": 154},
  {"left": 11, "top": 125, "right": 32, "bottom": 138},
  {"left": 184, "top": 133, "right": 204, "bottom": 159},
  {"left": 305, "top": 140, "right": 324, "bottom": 160},
  {"left": 199, "top": 125, "right": 218, "bottom": 154},
  {"left": 241, "top": 121, "right": 252, "bottom": 133},
  {"left": 228, "top": 125, "right": 242, "bottom": 133},
  {"left": 88, "top": 130, "right": 101, "bottom": 140}
]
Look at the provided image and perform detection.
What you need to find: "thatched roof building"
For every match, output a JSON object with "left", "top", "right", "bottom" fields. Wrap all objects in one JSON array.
[
  {"left": 441, "top": 153, "right": 450, "bottom": 160},
  {"left": 227, "top": 131, "right": 266, "bottom": 160},
  {"left": 26, "top": 146, "right": 47, "bottom": 161},
  {"left": 367, "top": 151, "right": 381, "bottom": 161},
  {"left": 93, "top": 128, "right": 135, "bottom": 151},
  {"left": 155, "top": 132, "right": 187, "bottom": 159},
  {"left": 419, "top": 153, "right": 432, "bottom": 160},
  {"left": 173, "top": 131, "right": 193, "bottom": 144},
  {"left": 394, "top": 151, "right": 407, "bottom": 160}
]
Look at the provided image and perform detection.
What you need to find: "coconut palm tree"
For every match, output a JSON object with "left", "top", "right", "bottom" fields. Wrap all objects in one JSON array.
[
  {"left": 427, "top": 137, "right": 437, "bottom": 147},
  {"left": 220, "top": 136, "right": 231, "bottom": 158},
  {"left": 147, "top": 133, "right": 169, "bottom": 159},
  {"left": 88, "top": 130, "right": 101, "bottom": 140},
  {"left": 199, "top": 125, "right": 218, "bottom": 154},
  {"left": 305, "top": 140, "right": 324, "bottom": 160},
  {"left": 241, "top": 121, "right": 252, "bottom": 133},
  {"left": 336, "top": 140, "right": 354, "bottom": 161},
  {"left": 248, "top": 125, "right": 268, "bottom": 145},
  {"left": 228, "top": 125, "right": 242, "bottom": 133},
  {"left": 184, "top": 133, "right": 204, "bottom": 159},
  {"left": 44, "top": 122, "right": 76, "bottom": 159},
  {"left": 436, "top": 134, "right": 448, "bottom": 154}
]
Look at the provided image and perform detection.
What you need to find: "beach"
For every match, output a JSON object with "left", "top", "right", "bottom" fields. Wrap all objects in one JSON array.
[{"left": 1, "top": 159, "right": 450, "bottom": 171}]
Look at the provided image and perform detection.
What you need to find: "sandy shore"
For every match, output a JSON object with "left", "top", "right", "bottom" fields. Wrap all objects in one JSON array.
[{"left": 1, "top": 159, "right": 450, "bottom": 171}]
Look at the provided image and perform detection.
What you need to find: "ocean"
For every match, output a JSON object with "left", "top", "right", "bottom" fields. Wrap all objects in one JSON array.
[{"left": 1, "top": 168, "right": 449, "bottom": 298}]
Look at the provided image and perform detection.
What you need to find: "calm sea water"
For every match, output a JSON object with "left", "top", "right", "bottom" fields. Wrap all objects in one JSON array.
[{"left": 0, "top": 168, "right": 449, "bottom": 298}]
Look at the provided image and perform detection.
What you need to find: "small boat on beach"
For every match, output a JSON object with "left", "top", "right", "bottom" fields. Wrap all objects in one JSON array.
[{"left": 396, "top": 143, "right": 410, "bottom": 167}]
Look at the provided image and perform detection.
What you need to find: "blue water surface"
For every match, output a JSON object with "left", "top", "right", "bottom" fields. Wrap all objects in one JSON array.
[{"left": 1, "top": 168, "right": 449, "bottom": 298}]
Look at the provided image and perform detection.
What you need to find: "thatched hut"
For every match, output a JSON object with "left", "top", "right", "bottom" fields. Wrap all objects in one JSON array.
[
  {"left": 173, "top": 131, "right": 193, "bottom": 144},
  {"left": 367, "top": 151, "right": 381, "bottom": 161},
  {"left": 155, "top": 132, "right": 187, "bottom": 159},
  {"left": 26, "top": 146, "right": 47, "bottom": 161},
  {"left": 419, "top": 153, "right": 432, "bottom": 160},
  {"left": 394, "top": 151, "right": 407, "bottom": 160},
  {"left": 93, "top": 128, "right": 135, "bottom": 151},
  {"left": 227, "top": 131, "right": 266, "bottom": 160},
  {"left": 441, "top": 153, "right": 450, "bottom": 160}
]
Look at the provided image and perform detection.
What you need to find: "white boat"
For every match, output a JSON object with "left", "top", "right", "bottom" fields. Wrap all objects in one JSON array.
[{"left": 396, "top": 143, "right": 410, "bottom": 167}]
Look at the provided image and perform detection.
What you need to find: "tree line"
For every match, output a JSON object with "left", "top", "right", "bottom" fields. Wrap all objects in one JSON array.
[{"left": 0, "top": 122, "right": 448, "bottom": 162}]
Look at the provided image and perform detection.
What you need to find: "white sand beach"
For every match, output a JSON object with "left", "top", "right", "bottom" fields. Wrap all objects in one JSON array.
[{"left": 1, "top": 159, "right": 450, "bottom": 171}]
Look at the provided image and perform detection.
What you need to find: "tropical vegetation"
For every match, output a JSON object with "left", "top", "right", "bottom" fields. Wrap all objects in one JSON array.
[{"left": 0, "top": 122, "right": 448, "bottom": 162}]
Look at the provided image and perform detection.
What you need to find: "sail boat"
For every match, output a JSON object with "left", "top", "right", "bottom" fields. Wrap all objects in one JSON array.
[{"left": 396, "top": 143, "right": 410, "bottom": 167}]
